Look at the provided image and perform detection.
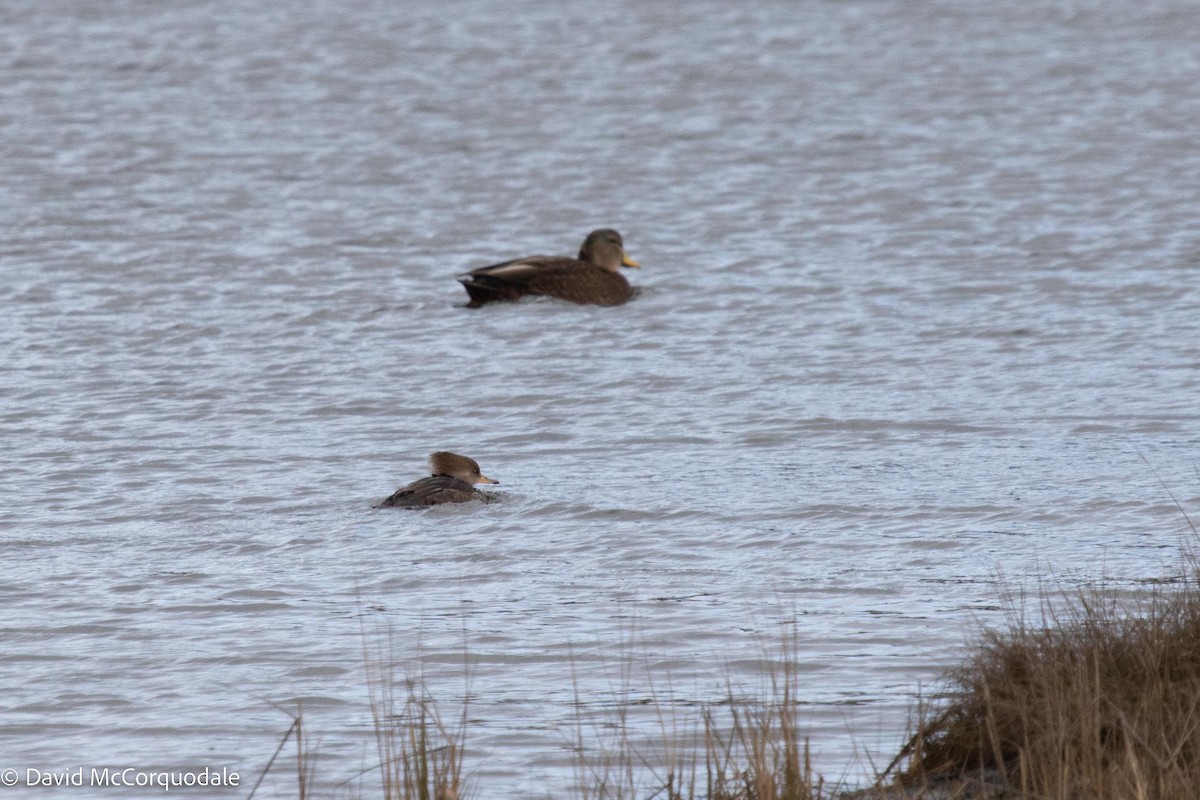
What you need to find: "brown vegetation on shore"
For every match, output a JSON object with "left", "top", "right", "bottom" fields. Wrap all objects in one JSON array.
[
  {"left": 882, "top": 572, "right": 1200, "bottom": 799},
  {"left": 259, "top": 540, "right": 1200, "bottom": 800}
]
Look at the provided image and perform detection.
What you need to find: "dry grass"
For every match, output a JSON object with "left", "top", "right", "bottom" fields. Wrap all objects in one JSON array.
[
  {"left": 569, "top": 633, "right": 835, "bottom": 800},
  {"left": 260, "top": 574, "right": 1200, "bottom": 800},
  {"left": 697, "top": 674, "right": 826, "bottom": 800},
  {"left": 362, "top": 631, "right": 468, "bottom": 800},
  {"left": 258, "top": 533, "right": 1200, "bottom": 800},
  {"left": 253, "top": 630, "right": 467, "bottom": 800},
  {"left": 884, "top": 571, "right": 1200, "bottom": 799}
]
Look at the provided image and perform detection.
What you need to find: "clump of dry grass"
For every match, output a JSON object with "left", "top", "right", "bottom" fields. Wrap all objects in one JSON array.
[
  {"left": 363, "top": 633, "right": 467, "bottom": 800},
  {"left": 886, "top": 570, "right": 1200, "bottom": 799},
  {"left": 698, "top": 675, "right": 826, "bottom": 800},
  {"left": 253, "top": 631, "right": 467, "bottom": 800},
  {"left": 570, "top": 634, "right": 834, "bottom": 800}
]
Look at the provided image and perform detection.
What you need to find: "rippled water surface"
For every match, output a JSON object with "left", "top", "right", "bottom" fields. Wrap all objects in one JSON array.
[{"left": 3, "top": 0, "right": 1200, "bottom": 796}]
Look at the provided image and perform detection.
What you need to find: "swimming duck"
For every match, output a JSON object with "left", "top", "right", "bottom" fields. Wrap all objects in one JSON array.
[
  {"left": 375, "top": 452, "right": 499, "bottom": 508},
  {"left": 458, "top": 228, "right": 640, "bottom": 307}
]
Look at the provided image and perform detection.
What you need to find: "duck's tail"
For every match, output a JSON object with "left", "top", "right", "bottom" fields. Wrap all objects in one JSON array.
[{"left": 458, "top": 275, "right": 522, "bottom": 308}]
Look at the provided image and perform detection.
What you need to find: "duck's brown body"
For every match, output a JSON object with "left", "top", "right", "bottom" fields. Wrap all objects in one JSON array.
[
  {"left": 375, "top": 452, "right": 498, "bottom": 508},
  {"left": 459, "top": 229, "right": 639, "bottom": 308}
]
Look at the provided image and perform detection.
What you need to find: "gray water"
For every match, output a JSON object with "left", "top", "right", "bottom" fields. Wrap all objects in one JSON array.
[{"left": 3, "top": 0, "right": 1200, "bottom": 796}]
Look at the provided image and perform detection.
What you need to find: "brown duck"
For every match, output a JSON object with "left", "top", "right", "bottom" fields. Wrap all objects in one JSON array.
[
  {"left": 458, "top": 229, "right": 640, "bottom": 307},
  {"left": 375, "top": 452, "right": 499, "bottom": 508}
]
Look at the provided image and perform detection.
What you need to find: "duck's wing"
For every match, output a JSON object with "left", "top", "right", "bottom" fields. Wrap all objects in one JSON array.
[
  {"left": 458, "top": 255, "right": 567, "bottom": 307},
  {"left": 459, "top": 257, "right": 632, "bottom": 307},
  {"left": 374, "top": 476, "right": 482, "bottom": 507}
]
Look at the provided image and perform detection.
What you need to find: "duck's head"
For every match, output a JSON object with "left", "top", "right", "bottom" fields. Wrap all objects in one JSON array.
[
  {"left": 579, "top": 229, "right": 640, "bottom": 272},
  {"left": 429, "top": 451, "right": 499, "bottom": 485}
]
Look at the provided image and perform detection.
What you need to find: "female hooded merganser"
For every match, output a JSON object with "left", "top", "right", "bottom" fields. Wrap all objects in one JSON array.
[
  {"left": 458, "top": 229, "right": 640, "bottom": 307},
  {"left": 375, "top": 452, "right": 499, "bottom": 508}
]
